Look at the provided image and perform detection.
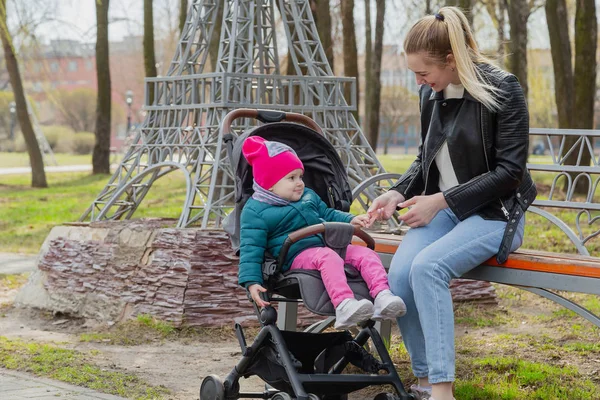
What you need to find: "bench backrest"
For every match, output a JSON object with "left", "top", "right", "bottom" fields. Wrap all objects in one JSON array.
[{"left": 527, "top": 128, "right": 600, "bottom": 256}]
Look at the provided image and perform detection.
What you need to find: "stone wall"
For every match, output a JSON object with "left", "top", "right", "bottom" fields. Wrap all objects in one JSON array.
[{"left": 16, "top": 219, "right": 496, "bottom": 327}]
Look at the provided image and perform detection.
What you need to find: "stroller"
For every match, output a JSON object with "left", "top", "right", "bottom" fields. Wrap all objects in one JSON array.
[{"left": 200, "top": 109, "right": 415, "bottom": 400}]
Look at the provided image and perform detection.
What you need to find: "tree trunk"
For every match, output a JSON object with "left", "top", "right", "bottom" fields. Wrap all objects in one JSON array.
[
  {"left": 367, "top": 0, "right": 385, "bottom": 151},
  {"left": 507, "top": 0, "right": 529, "bottom": 99},
  {"left": 364, "top": 0, "right": 372, "bottom": 134},
  {"left": 545, "top": 0, "right": 574, "bottom": 129},
  {"left": 425, "top": 0, "right": 432, "bottom": 15},
  {"left": 315, "top": 0, "right": 334, "bottom": 69},
  {"left": 144, "top": 0, "right": 158, "bottom": 104},
  {"left": 0, "top": 0, "right": 47, "bottom": 187},
  {"left": 93, "top": 0, "right": 111, "bottom": 175},
  {"left": 340, "top": 0, "right": 359, "bottom": 121},
  {"left": 574, "top": 0, "right": 597, "bottom": 130},
  {"left": 569, "top": 0, "right": 597, "bottom": 193},
  {"left": 209, "top": 2, "right": 223, "bottom": 72},
  {"left": 497, "top": 0, "right": 506, "bottom": 64},
  {"left": 179, "top": 0, "right": 188, "bottom": 34}
]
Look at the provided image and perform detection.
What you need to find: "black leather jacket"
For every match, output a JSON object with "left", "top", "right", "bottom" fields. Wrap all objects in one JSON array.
[{"left": 391, "top": 64, "right": 537, "bottom": 263}]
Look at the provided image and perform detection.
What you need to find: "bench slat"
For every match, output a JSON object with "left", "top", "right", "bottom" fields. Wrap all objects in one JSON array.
[{"left": 352, "top": 233, "right": 600, "bottom": 279}]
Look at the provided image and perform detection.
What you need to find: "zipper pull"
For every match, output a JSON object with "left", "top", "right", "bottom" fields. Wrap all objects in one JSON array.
[{"left": 501, "top": 206, "right": 509, "bottom": 218}]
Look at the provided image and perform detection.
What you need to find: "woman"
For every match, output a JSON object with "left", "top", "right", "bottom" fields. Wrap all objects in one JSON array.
[{"left": 367, "top": 7, "right": 536, "bottom": 400}]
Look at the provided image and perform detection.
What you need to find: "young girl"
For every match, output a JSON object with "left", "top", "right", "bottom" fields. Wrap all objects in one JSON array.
[{"left": 238, "top": 136, "right": 406, "bottom": 330}]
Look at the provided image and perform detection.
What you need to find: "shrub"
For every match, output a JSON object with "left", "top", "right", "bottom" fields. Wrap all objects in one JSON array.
[{"left": 72, "top": 132, "right": 96, "bottom": 155}]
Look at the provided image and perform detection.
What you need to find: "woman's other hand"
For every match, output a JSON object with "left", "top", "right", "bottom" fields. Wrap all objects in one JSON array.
[
  {"left": 248, "top": 284, "right": 270, "bottom": 307},
  {"left": 399, "top": 193, "right": 448, "bottom": 227},
  {"left": 367, "top": 191, "right": 405, "bottom": 222}
]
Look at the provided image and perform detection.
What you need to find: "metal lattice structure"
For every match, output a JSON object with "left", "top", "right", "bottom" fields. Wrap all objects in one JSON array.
[{"left": 80, "top": 0, "right": 383, "bottom": 228}]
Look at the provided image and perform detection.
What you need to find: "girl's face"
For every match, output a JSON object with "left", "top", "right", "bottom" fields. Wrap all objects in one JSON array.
[
  {"left": 407, "top": 52, "right": 460, "bottom": 92},
  {"left": 270, "top": 169, "right": 305, "bottom": 201}
]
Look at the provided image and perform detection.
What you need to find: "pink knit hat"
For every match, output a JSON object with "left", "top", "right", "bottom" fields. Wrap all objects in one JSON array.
[{"left": 242, "top": 136, "right": 304, "bottom": 190}]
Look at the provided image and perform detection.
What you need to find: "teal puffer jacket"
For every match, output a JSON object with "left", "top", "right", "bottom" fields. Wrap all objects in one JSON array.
[{"left": 238, "top": 188, "right": 354, "bottom": 287}]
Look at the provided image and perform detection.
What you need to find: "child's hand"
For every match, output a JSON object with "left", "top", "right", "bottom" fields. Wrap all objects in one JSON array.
[
  {"left": 351, "top": 214, "right": 370, "bottom": 228},
  {"left": 248, "top": 284, "right": 270, "bottom": 307}
]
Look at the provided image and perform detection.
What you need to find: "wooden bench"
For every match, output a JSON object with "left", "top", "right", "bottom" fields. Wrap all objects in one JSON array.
[{"left": 278, "top": 128, "right": 600, "bottom": 339}]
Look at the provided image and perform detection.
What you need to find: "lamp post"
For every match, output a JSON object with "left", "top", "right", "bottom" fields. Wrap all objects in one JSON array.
[
  {"left": 125, "top": 90, "right": 133, "bottom": 133},
  {"left": 9, "top": 101, "right": 16, "bottom": 141}
]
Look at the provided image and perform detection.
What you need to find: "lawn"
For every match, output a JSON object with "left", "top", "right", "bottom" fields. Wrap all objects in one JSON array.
[{"left": 0, "top": 153, "right": 597, "bottom": 256}]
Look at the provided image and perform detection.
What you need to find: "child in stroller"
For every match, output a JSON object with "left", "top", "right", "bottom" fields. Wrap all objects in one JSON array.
[
  {"left": 202, "top": 109, "right": 416, "bottom": 400},
  {"left": 239, "top": 135, "right": 407, "bottom": 329}
]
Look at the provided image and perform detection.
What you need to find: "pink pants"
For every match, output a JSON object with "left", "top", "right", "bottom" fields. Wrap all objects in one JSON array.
[{"left": 290, "top": 245, "right": 390, "bottom": 308}]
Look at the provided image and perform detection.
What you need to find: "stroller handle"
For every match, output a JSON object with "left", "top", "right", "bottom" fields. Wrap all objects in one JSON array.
[
  {"left": 278, "top": 223, "right": 375, "bottom": 268},
  {"left": 221, "top": 108, "right": 323, "bottom": 135}
]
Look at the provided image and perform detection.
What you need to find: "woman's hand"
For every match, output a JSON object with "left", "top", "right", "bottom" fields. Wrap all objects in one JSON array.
[
  {"left": 351, "top": 214, "right": 370, "bottom": 228},
  {"left": 367, "top": 190, "right": 405, "bottom": 223},
  {"left": 248, "top": 284, "right": 270, "bottom": 307},
  {"left": 399, "top": 193, "right": 448, "bottom": 227}
]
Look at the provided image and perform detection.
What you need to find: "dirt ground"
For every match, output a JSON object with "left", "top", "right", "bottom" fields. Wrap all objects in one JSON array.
[{"left": 1, "top": 282, "right": 600, "bottom": 400}]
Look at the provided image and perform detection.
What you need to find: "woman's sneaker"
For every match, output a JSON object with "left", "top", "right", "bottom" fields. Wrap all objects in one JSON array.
[
  {"left": 372, "top": 289, "right": 407, "bottom": 320},
  {"left": 334, "top": 298, "right": 374, "bottom": 329}
]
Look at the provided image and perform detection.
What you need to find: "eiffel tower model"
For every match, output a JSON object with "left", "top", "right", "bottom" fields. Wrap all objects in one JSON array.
[{"left": 80, "top": 0, "right": 384, "bottom": 228}]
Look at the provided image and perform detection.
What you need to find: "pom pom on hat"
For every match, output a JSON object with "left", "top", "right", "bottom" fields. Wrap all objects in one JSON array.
[{"left": 242, "top": 136, "right": 304, "bottom": 190}]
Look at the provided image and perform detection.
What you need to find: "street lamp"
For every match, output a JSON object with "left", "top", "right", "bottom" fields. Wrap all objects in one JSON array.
[
  {"left": 125, "top": 90, "right": 134, "bottom": 133},
  {"left": 8, "top": 101, "right": 16, "bottom": 141}
]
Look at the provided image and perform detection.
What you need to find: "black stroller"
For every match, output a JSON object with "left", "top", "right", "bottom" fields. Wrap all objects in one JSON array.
[{"left": 200, "top": 109, "right": 415, "bottom": 400}]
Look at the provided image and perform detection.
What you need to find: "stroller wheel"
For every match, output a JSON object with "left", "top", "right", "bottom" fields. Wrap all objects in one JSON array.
[
  {"left": 271, "top": 393, "right": 293, "bottom": 400},
  {"left": 307, "top": 394, "right": 320, "bottom": 400},
  {"left": 373, "top": 392, "right": 399, "bottom": 400},
  {"left": 200, "top": 375, "right": 225, "bottom": 400}
]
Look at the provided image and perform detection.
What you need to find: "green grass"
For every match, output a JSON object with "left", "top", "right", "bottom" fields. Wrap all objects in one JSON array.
[
  {"left": 456, "top": 356, "right": 598, "bottom": 399},
  {"left": 0, "top": 152, "right": 92, "bottom": 168},
  {"left": 0, "top": 171, "right": 188, "bottom": 253},
  {"left": 0, "top": 336, "right": 170, "bottom": 399},
  {"left": 0, "top": 273, "right": 29, "bottom": 290}
]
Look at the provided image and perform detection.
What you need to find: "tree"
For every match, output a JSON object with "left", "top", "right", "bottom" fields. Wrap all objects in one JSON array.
[
  {"left": 506, "top": 0, "right": 530, "bottom": 99},
  {"left": 179, "top": 0, "right": 188, "bottom": 34},
  {"left": 366, "top": 0, "right": 385, "bottom": 149},
  {"left": 481, "top": 0, "right": 507, "bottom": 63},
  {"left": 546, "top": 0, "right": 597, "bottom": 193},
  {"left": 379, "top": 86, "right": 419, "bottom": 155},
  {"left": 0, "top": 0, "right": 47, "bottom": 187},
  {"left": 52, "top": 88, "right": 97, "bottom": 132},
  {"left": 93, "top": 0, "right": 111, "bottom": 175},
  {"left": 446, "top": 0, "right": 473, "bottom": 26},
  {"left": 144, "top": 0, "right": 157, "bottom": 104},
  {"left": 340, "top": 0, "right": 359, "bottom": 121},
  {"left": 364, "top": 0, "right": 372, "bottom": 130},
  {"left": 313, "top": 0, "right": 334, "bottom": 69}
]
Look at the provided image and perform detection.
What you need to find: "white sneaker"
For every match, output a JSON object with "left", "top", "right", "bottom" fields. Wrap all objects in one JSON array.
[
  {"left": 372, "top": 289, "right": 406, "bottom": 320},
  {"left": 334, "top": 298, "right": 374, "bottom": 330}
]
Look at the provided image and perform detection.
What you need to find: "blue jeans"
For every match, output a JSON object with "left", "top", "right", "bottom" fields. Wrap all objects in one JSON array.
[{"left": 387, "top": 208, "right": 525, "bottom": 384}]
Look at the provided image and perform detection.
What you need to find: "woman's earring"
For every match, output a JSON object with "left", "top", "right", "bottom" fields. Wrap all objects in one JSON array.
[{"left": 451, "top": 67, "right": 455, "bottom": 71}]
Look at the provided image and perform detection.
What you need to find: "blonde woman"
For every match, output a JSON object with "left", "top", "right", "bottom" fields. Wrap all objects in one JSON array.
[{"left": 367, "top": 7, "right": 536, "bottom": 400}]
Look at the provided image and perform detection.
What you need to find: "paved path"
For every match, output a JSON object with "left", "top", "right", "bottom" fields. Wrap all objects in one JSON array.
[
  {"left": 0, "top": 164, "right": 95, "bottom": 176},
  {"left": 0, "top": 253, "right": 37, "bottom": 275},
  {"left": 0, "top": 368, "right": 126, "bottom": 399}
]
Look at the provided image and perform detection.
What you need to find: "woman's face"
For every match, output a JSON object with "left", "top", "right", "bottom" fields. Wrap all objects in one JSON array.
[{"left": 407, "top": 52, "right": 459, "bottom": 92}]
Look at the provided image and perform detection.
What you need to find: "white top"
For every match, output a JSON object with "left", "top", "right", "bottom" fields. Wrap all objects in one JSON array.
[{"left": 435, "top": 83, "right": 464, "bottom": 191}]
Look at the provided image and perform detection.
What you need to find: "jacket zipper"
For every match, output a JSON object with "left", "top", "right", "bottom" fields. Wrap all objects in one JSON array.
[{"left": 480, "top": 106, "right": 509, "bottom": 219}]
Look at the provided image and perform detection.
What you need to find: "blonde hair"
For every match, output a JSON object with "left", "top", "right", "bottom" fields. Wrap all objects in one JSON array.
[{"left": 403, "top": 7, "right": 505, "bottom": 111}]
